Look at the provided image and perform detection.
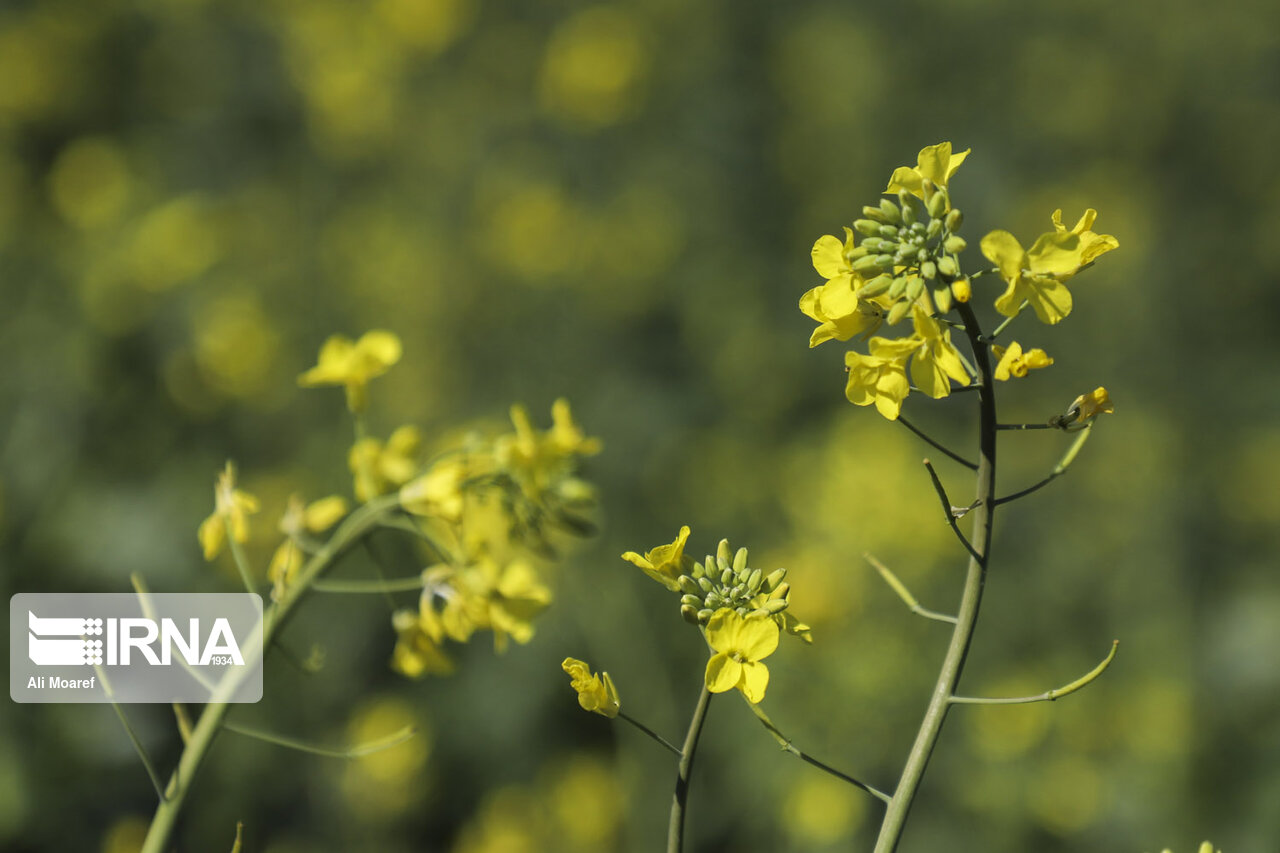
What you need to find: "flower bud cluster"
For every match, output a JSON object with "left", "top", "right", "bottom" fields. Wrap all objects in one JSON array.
[
  {"left": 849, "top": 180, "right": 967, "bottom": 322},
  {"left": 676, "top": 539, "right": 791, "bottom": 627}
]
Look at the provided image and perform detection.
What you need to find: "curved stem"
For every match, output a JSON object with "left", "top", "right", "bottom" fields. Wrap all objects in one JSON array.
[
  {"left": 140, "top": 495, "right": 401, "bottom": 853},
  {"left": 873, "top": 300, "right": 998, "bottom": 853},
  {"left": 667, "top": 684, "right": 713, "bottom": 853}
]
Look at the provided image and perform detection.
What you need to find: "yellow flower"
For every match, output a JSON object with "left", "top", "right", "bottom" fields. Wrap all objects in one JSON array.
[
  {"left": 548, "top": 398, "right": 602, "bottom": 456},
  {"left": 268, "top": 494, "right": 349, "bottom": 599},
  {"left": 562, "top": 657, "right": 621, "bottom": 718},
  {"left": 621, "top": 525, "right": 695, "bottom": 591},
  {"left": 799, "top": 228, "right": 891, "bottom": 348},
  {"left": 886, "top": 141, "right": 970, "bottom": 199},
  {"left": 197, "top": 462, "right": 259, "bottom": 561},
  {"left": 298, "top": 330, "right": 402, "bottom": 412},
  {"left": 390, "top": 609, "right": 454, "bottom": 678},
  {"left": 400, "top": 457, "right": 468, "bottom": 522},
  {"left": 1053, "top": 386, "right": 1114, "bottom": 430},
  {"left": 843, "top": 337, "right": 918, "bottom": 420},
  {"left": 419, "top": 558, "right": 552, "bottom": 652},
  {"left": 992, "top": 341, "right": 1054, "bottom": 381},
  {"left": 983, "top": 209, "right": 1116, "bottom": 325},
  {"left": 350, "top": 425, "right": 422, "bottom": 502},
  {"left": 909, "top": 304, "right": 971, "bottom": 398},
  {"left": 483, "top": 558, "right": 553, "bottom": 652},
  {"left": 704, "top": 609, "right": 779, "bottom": 704}
]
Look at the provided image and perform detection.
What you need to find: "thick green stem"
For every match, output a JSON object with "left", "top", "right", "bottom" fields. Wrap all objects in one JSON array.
[
  {"left": 667, "top": 684, "right": 713, "bottom": 853},
  {"left": 140, "top": 495, "right": 400, "bottom": 853},
  {"left": 873, "top": 301, "right": 997, "bottom": 853}
]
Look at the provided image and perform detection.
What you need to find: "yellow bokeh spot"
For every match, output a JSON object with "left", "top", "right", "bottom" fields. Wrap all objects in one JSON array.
[
  {"left": 130, "top": 195, "right": 221, "bottom": 291},
  {"left": 340, "top": 696, "right": 430, "bottom": 819},
  {"left": 1026, "top": 755, "right": 1105, "bottom": 834},
  {"left": 452, "top": 786, "right": 544, "bottom": 853},
  {"left": 964, "top": 679, "right": 1052, "bottom": 760},
  {"left": 782, "top": 772, "right": 866, "bottom": 844},
  {"left": 486, "top": 182, "right": 581, "bottom": 281},
  {"left": 546, "top": 755, "right": 624, "bottom": 847},
  {"left": 375, "top": 0, "right": 474, "bottom": 54},
  {"left": 48, "top": 137, "right": 133, "bottom": 229},
  {"left": 192, "top": 292, "right": 280, "bottom": 399},
  {"left": 99, "top": 815, "right": 149, "bottom": 853},
  {"left": 538, "top": 7, "right": 649, "bottom": 128},
  {"left": 1122, "top": 677, "right": 1192, "bottom": 759}
]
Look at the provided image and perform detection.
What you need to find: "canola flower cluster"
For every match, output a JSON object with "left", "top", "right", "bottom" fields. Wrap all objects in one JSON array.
[
  {"left": 800, "top": 142, "right": 1119, "bottom": 421},
  {"left": 198, "top": 330, "right": 600, "bottom": 678}
]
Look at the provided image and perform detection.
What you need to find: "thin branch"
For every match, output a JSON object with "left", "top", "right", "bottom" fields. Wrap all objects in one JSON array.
[
  {"left": 922, "top": 459, "right": 982, "bottom": 563},
  {"left": 746, "top": 701, "right": 891, "bottom": 804},
  {"left": 984, "top": 300, "right": 1028, "bottom": 341},
  {"left": 223, "top": 719, "right": 416, "bottom": 758},
  {"left": 993, "top": 426, "right": 1093, "bottom": 506},
  {"left": 310, "top": 574, "right": 427, "bottom": 593},
  {"left": 618, "top": 711, "right": 682, "bottom": 756},
  {"left": 863, "top": 553, "right": 956, "bottom": 624},
  {"left": 898, "top": 415, "right": 977, "bottom": 471},
  {"left": 97, "top": 664, "right": 167, "bottom": 801},
  {"left": 668, "top": 685, "right": 713, "bottom": 853},
  {"left": 996, "top": 422, "right": 1055, "bottom": 431},
  {"left": 950, "top": 640, "right": 1119, "bottom": 705}
]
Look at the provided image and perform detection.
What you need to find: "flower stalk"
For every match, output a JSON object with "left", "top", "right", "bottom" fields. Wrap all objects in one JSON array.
[{"left": 667, "top": 684, "right": 713, "bottom": 853}]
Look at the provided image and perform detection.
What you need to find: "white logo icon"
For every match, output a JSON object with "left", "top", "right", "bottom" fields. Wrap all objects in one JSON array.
[{"left": 28, "top": 612, "right": 103, "bottom": 666}]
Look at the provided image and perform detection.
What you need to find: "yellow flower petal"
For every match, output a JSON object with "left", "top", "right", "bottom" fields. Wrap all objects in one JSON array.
[
  {"left": 303, "top": 495, "right": 349, "bottom": 532},
  {"left": 705, "top": 652, "right": 742, "bottom": 694},
  {"left": 737, "top": 660, "right": 770, "bottom": 703}
]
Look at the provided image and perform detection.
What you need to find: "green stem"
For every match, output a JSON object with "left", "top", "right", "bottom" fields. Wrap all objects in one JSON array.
[
  {"left": 667, "top": 684, "right": 713, "bottom": 853},
  {"left": 140, "top": 494, "right": 401, "bottom": 853},
  {"left": 873, "top": 301, "right": 998, "bottom": 853},
  {"left": 618, "top": 711, "right": 682, "bottom": 756}
]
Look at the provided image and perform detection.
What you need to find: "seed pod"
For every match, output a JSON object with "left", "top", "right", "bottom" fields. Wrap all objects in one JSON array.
[
  {"left": 681, "top": 604, "right": 702, "bottom": 625},
  {"left": 944, "top": 234, "right": 966, "bottom": 254},
  {"left": 945, "top": 208, "right": 963, "bottom": 231},
  {"left": 733, "top": 547, "right": 749, "bottom": 572},
  {"left": 921, "top": 260, "right": 938, "bottom": 280},
  {"left": 937, "top": 256, "right": 958, "bottom": 277},
  {"left": 854, "top": 219, "right": 882, "bottom": 236},
  {"left": 879, "top": 197, "right": 902, "bottom": 224}
]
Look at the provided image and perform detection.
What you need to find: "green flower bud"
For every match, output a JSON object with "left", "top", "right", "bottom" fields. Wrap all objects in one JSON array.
[
  {"left": 860, "top": 237, "right": 884, "bottom": 253},
  {"left": 937, "top": 255, "right": 958, "bottom": 277},
  {"left": 727, "top": 584, "right": 744, "bottom": 601},
  {"left": 879, "top": 197, "right": 902, "bottom": 224},
  {"left": 762, "top": 568, "right": 787, "bottom": 593},
  {"left": 945, "top": 208, "right": 963, "bottom": 231},
  {"left": 898, "top": 191, "right": 916, "bottom": 224},
  {"left": 854, "top": 219, "right": 882, "bottom": 236},
  {"left": 933, "top": 284, "right": 953, "bottom": 314},
  {"left": 853, "top": 254, "right": 885, "bottom": 274},
  {"left": 927, "top": 188, "right": 948, "bottom": 219},
  {"left": 697, "top": 576, "right": 714, "bottom": 594},
  {"left": 862, "top": 204, "right": 889, "bottom": 223},
  {"left": 746, "top": 568, "right": 763, "bottom": 593},
  {"left": 681, "top": 593, "right": 703, "bottom": 609},
  {"left": 875, "top": 253, "right": 895, "bottom": 270},
  {"left": 678, "top": 576, "right": 701, "bottom": 596},
  {"left": 916, "top": 247, "right": 930, "bottom": 263},
  {"left": 716, "top": 539, "right": 732, "bottom": 565},
  {"left": 944, "top": 234, "right": 966, "bottom": 254},
  {"left": 769, "top": 581, "right": 791, "bottom": 600},
  {"left": 887, "top": 275, "right": 909, "bottom": 300},
  {"left": 691, "top": 561, "right": 704, "bottom": 579},
  {"left": 763, "top": 598, "right": 790, "bottom": 614},
  {"left": 720, "top": 567, "right": 734, "bottom": 586},
  {"left": 878, "top": 224, "right": 900, "bottom": 240},
  {"left": 906, "top": 275, "right": 926, "bottom": 302},
  {"left": 859, "top": 274, "right": 894, "bottom": 297},
  {"left": 920, "top": 177, "right": 936, "bottom": 200},
  {"left": 732, "top": 547, "right": 748, "bottom": 572},
  {"left": 681, "top": 604, "right": 701, "bottom": 625},
  {"left": 887, "top": 299, "right": 913, "bottom": 325},
  {"left": 706, "top": 592, "right": 725, "bottom": 608},
  {"left": 747, "top": 608, "right": 771, "bottom": 618},
  {"left": 697, "top": 608, "right": 714, "bottom": 623},
  {"left": 926, "top": 218, "right": 943, "bottom": 241},
  {"left": 910, "top": 221, "right": 927, "bottom": 236},
  {"left": 921, "top": 260, "right": 937, "bottom": 280}
]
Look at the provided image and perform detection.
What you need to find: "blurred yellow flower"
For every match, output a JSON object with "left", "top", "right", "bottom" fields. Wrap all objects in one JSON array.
[
  {"left": 621, "top": 525, "right": 694, "bottom": 591},
  {"left": 704, "top": 609, "right": 779, "bottom": 704},
  {"left": 390, "top": 609, "right": 454, "bottom": 678},
  {"left": 298, "top": 330, "right": 402, "bottom": 412},
  {"left": 561, "top": 657, "right": 620, "bottom": 718},
  {"left": 197, "top": 462, "right": 259, "bottom": 561},
  {"left": 538, "top": 6, "right": 649, "bottom": 128},
  {"left": 547, "top": 398, "right": 602, "bottom": 457},
  {"left": 268, "top": 494, "right": 350, "bottom": 599},
  {"left": 886, "top": 141, "right": 970, "bottom": 199},
  {"left": 992, "top": 341, "right": 1054, "bottom": 381},
  {"left": 350, "top": 425, "right": 422, "bottom": 502},
  {"left": 844, "top": 337, "right": 918, "bottom": 420},
  {"left": 400, "top": 457, "right": 468, "bottom": 522}
]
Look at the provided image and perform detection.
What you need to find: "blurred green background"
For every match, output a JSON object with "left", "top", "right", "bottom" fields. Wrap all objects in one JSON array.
[{"left": 2, "top": 0, "right": 1278, "bottom": 850}]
